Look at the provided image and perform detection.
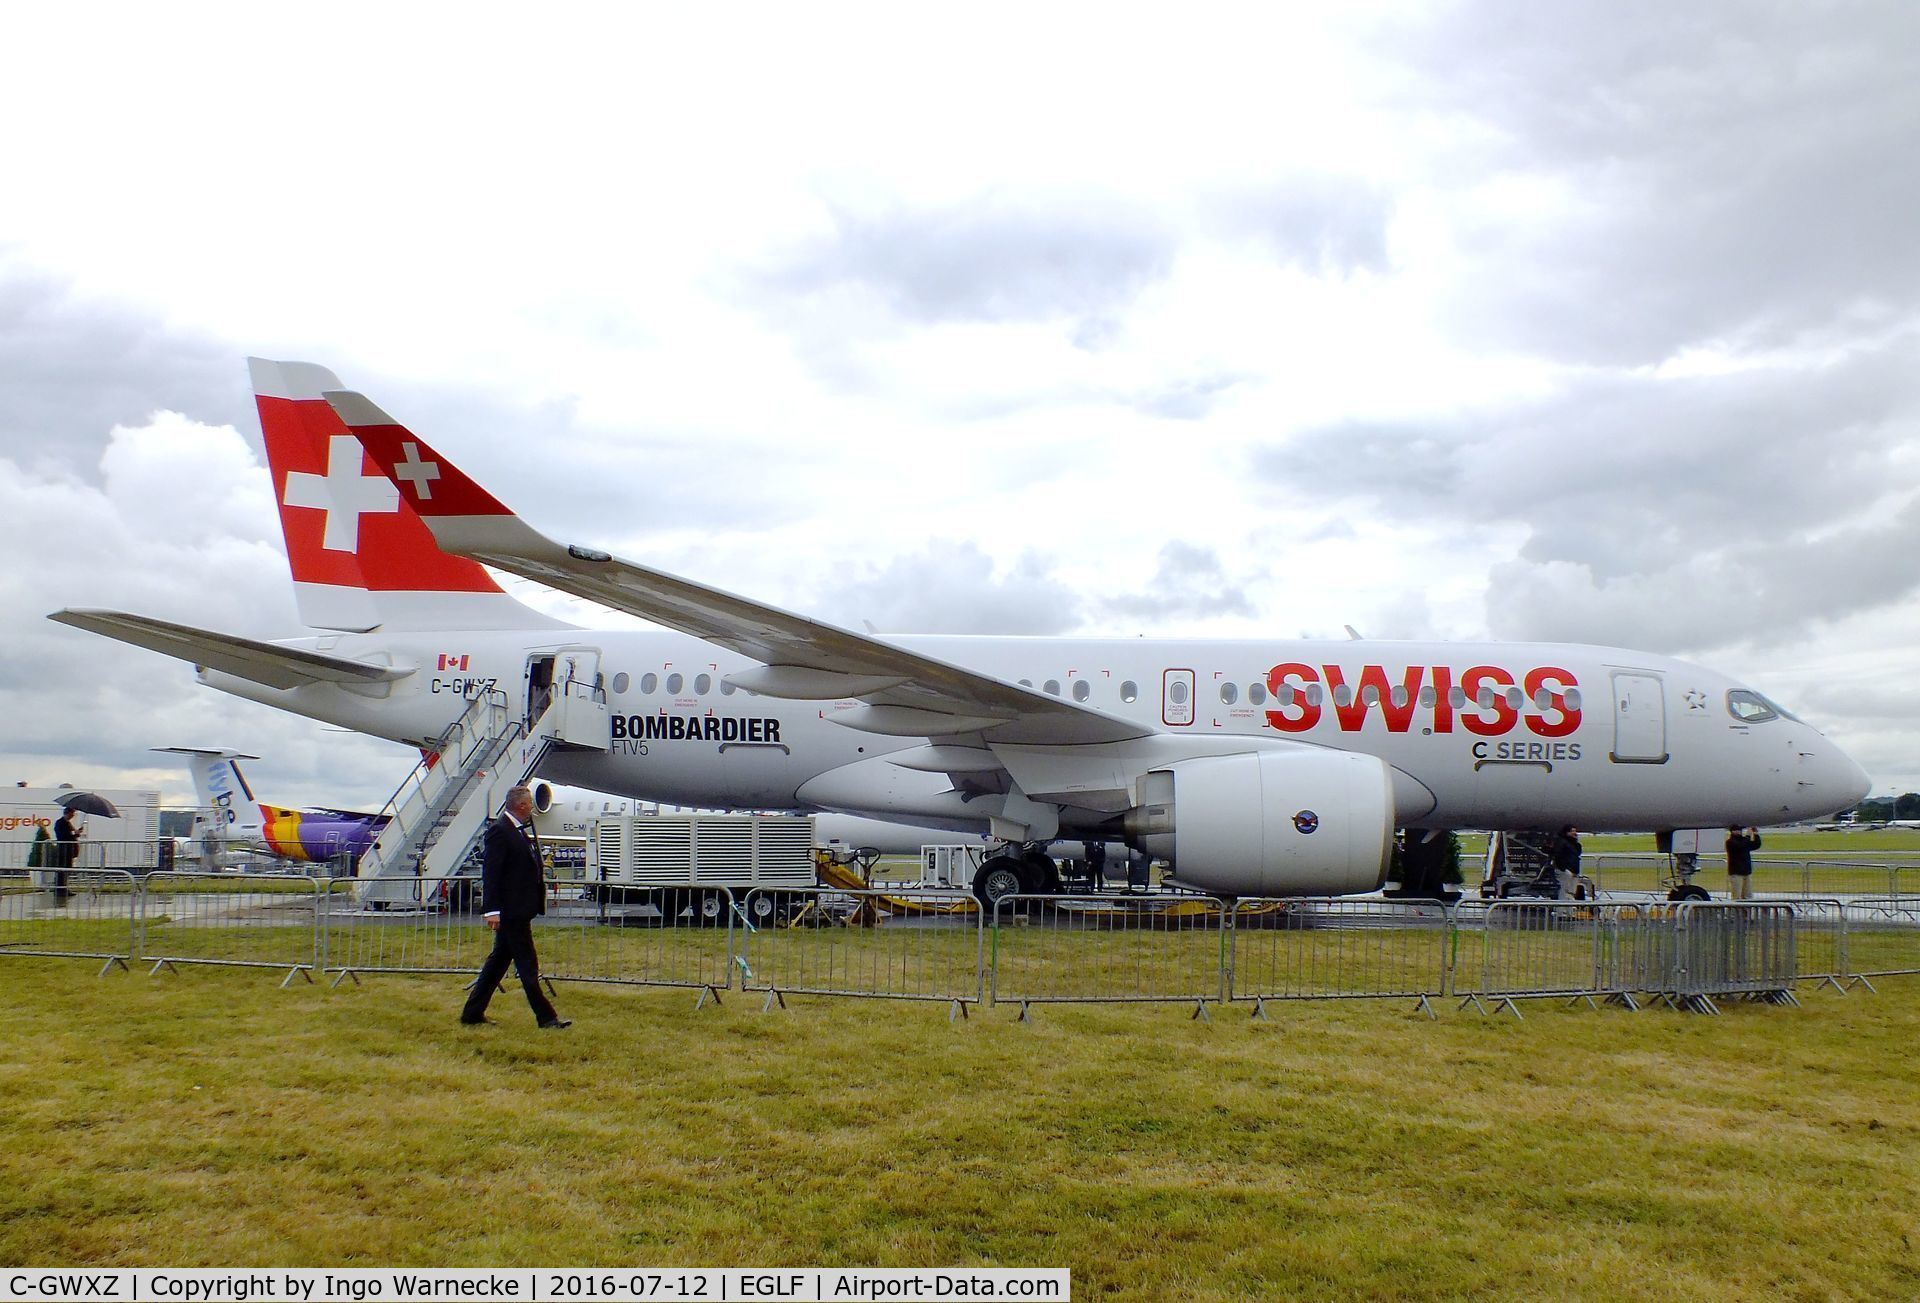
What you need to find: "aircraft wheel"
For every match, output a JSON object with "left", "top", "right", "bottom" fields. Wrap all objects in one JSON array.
[
  {"left": 1021, "top": 851, "right": 1060, "bottom": 895},
  {"left": 1668, "top": 884, "right": 1711, "bottom": 902},
  {"left": 973, "top": 857, "right": 1025, "bottom": 914}
]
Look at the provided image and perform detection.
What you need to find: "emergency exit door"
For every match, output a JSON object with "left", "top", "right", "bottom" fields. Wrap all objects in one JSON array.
[{"left": 1609, "top": 672, "right": 1669, "bottom": 764}]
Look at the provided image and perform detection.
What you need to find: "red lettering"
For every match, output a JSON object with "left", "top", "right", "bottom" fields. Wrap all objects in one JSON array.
[
  {"left": 1264, "top": 663, "right": 1321, "bottom": 733},
  {"left": 1460, "top": 665, "right": 1518, "bottom": 737},
  {"left": 1324, "top": 664, "right": 1425, "bottom": 732},
  {"left": 1523, "top": 666, "right": 1581, "bottom": 738}
]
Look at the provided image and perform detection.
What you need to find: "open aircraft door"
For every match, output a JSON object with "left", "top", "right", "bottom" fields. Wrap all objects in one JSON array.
[
  {"left": 526, "top": 648, "right": 604, "bottom": 726},
  {"left": 1609, "top": 671, "right": 1669, "bottom": 764}
]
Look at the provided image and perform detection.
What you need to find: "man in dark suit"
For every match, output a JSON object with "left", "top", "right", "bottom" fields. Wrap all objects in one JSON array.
[{"left": 461, "top": 785, "right": 570, "bottom": 1029}]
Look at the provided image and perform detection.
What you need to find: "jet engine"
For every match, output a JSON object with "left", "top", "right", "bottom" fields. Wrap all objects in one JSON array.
[
  {"left": 1121, "top": 748, "right": 1394, "bottom": 897},
  {"left": 530, "top": 781, "right": 555, "bottom": 814}
]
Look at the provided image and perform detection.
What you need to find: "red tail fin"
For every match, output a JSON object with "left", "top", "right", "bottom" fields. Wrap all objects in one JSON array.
[{"left": 248, "top": 358, "right": 568, "bottom": 631}]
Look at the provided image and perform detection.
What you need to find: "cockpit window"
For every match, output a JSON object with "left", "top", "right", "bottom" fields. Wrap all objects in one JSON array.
[{"left": 1727, "top": 690, "right": 1778, "bottom": 723}]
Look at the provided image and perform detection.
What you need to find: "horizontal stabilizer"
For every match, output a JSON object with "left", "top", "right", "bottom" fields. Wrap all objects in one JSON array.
[{"left": 49, "top": 610, "right": 413, "bottom": 691}]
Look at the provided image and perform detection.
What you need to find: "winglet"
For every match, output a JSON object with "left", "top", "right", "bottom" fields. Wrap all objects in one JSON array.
[
  {"left": 323, "top": 391, "right": 516, "bottom": 519},
  {"left": 323, "top": 389, "right": 570, "bottom": 572}
]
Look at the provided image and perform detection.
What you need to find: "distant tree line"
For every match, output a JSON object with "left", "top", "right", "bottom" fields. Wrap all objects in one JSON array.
[{"left": 1852, "top": 794, "right": 1920, "bottom": 822}]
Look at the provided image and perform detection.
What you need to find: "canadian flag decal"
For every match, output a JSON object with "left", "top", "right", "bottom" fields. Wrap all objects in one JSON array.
[{"left": 437, "top": 653, "right": 470, "bottom": 671}]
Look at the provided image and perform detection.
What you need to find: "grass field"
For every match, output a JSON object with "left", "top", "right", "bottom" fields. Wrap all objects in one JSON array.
[{"left": 1, "top": 956, "right": 1917, "bottom": 1299}]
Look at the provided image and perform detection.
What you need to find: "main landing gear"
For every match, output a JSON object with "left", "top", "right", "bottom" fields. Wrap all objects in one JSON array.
[{"left": 971, "top": 846, "right": 1060, "bottom": 910}]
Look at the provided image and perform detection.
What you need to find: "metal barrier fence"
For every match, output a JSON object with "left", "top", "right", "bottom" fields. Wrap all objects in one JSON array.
[
  {"left": 1647, "top": 902, "right": 1798, "bottom": 1014},
  {"left": 2, "top": 838, "right": 172, "bottom": 875},
  {"left": 0, "top": 870, "right": 138, "bottom": 973},
  {"left": 1789, "top": 899, "right": 1848, "bottom": 991},
  {"left": 324, "top": 876, "right": 736, "bottom": 1001},
  {"left": 1228, "top": 897, "right": 1451, "bottom": 1016},
  {"left": 4, "top": 870, "right": 1915, "bottom": 1013},
  {"left": 1840, "top": 899, "right": 1920, "bottom": 984},
  {"left": 740, "top": 887, "right": 982, "bottom": 1015},
  {"left": 990, "top": 894, "right": 1227, "bottom": 1017},
  {"left": 1588, "top": 854, "right": 1918, "bottom": 901},
  {"left": 1462, "top": 901, "right": 1653, "bottom": 1018},
  {"left": 139, "top": 872, "right": 323, "bottom": 985}
]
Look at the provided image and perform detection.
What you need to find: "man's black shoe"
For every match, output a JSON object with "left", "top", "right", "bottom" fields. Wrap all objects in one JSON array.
[
  {"left": 540, "top": 1018, "right": 573, "bottom": 1030},
  {"left": 460, "top": 1016, "right": 495, "bottom": 1026}
]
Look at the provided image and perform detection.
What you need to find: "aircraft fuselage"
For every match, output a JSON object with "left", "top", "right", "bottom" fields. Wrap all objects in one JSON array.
[{"left": 200, "top": 630, "right": 1866, "bottom": 835}]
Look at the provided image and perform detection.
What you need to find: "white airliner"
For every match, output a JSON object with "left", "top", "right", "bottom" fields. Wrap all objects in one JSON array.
[{"left": 51, "top": 360, "right": 1871, "bottom": 905}]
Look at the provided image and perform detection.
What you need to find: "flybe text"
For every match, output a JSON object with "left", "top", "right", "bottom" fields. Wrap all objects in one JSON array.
[
  {"left": 610, "top": 715, "right": 783, "bottom": 744},
  {"left": 1265, "top": 664, "right": 1581, "bottom": 738}
]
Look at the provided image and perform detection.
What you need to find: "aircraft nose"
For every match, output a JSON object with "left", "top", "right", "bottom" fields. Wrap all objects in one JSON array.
[{"left": 1837, "top": 747, "right": 1872, "bottom": 808}]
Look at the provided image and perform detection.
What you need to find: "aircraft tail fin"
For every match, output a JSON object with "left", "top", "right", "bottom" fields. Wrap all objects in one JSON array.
[
  {"left": 248, "top": 358, "right": 571, "bottom": 632},
  {"left": 152, "top": 747, "right": 262, "bottom": 834}
]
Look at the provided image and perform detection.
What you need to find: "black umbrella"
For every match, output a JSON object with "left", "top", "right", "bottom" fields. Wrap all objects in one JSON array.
[{"left": 55, "top": 791, "right": 121, "bottom": 819}]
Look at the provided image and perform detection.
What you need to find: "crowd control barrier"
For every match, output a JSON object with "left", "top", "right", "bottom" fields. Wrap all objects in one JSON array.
[
  {"left": 739, "top": 887, "right": 982, "bottom": 1016},
  {"left": 325, "top": 876, "right": 736, "bottom": 1004},
  {"left": 990, "top": 894, "right": 1227, "bottom": 1019},
  {"left": 1642, "top": 902, "right": 1798, "bottom": 1014},
  {"left": 0, "top": 869, "right": 137, "bottom": 974},
  {"left": 1462, "top": 901, "right": 1653, "bottom": 1018},
  {"left": 1227, "top": 897, "right": 1451, "bottom": 1016},
  {"left": 1840, "top": 899, "right": 1920, "bottom": 986},
  {"left": 139, "top": 872, "right": 323, "bottom": 985},
  {"left": 1788, "top": 899, "right": 1848, "bottom": 991}
]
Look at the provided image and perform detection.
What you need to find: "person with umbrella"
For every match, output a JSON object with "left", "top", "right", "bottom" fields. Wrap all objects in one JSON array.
[{"left": 50, "top": 793, "right": 119, "bottom": 894}]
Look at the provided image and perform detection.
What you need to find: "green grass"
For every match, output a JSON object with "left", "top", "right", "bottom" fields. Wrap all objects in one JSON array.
[{"left": 1, "top": 957, "right": 1917, "bottom": 1298}]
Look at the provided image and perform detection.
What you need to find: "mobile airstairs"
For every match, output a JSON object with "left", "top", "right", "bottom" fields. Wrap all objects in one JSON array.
[{"left": 355, "top": 678, "right": 610, "bottom": 908}]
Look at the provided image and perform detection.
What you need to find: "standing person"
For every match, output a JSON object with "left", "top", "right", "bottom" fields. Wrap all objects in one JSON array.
[
  {"left": 51, "top": 807, "right": 82, "bottom": 900},
  {"left": 1550, "top": 825, "right": 1583, "bottom": 899},
  {"left": 1725, "top": 826, "right": 1762, "bottom": 900},
  {"left": 461, "top": 785, "right": 570, "bottom": 1029},
  {"left": 53, "top": 808, "right": 81, "bottom": 868}
]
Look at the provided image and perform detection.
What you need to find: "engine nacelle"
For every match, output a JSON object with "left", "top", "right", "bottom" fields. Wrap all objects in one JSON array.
[
  {"left": 1123, "top": 749, "right": 1394, "bottom": 897},
  {"left": 530, "top": 781, "right": 554, "bottom": 814}
]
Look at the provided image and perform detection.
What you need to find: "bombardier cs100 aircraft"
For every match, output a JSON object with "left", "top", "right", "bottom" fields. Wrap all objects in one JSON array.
[{"left": 53, "top": 360, "right": 1870, "bottom": 905}]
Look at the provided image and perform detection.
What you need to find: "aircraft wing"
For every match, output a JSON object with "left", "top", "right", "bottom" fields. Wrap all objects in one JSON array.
[
  {"left": 326, "top": 390, "right": 1152, "bottom": 747},
  {"left": 48, "top": 610, "right": 414, "bottom": 691}
]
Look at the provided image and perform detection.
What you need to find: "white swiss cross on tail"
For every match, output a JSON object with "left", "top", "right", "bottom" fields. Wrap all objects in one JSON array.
[
  {"left": 393, "top": 441, "right": 441, "bottom": 501},
  {"left": 281, "top": 434, "right": 401, "bottom": 552}
]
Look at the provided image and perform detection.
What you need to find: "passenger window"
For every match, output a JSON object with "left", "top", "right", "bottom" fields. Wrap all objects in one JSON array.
[
  {"left": 1019, "top": 679, "right": 1033, "bottom": 688},
  {"left": 1248, "top": 683, "right": 1267, "bottom": 706},
  {"left": 1391, "top": 686, "right": 1409, "bottom": 709},
  {"left": 1504, "top": 686, "right": 1524, "bottom": 710},
  {"left": 1475, "top": 687, "right": 1494, "bottom": 709},
  {"left": 666, "top": 672, "right": 684, "bottom": 695},
  {"left": 1072, "top": 679, "right": 1090, "bottom": 702},
  {"left": 1726, "top": 690, "right": 1778, "bottom": 723},
  {"left": 1306, "top": 685, "right": 1324, "bottom": 707},
  {"left": 1532, "top": 688, "right": 1551, "bottom": 710},
  {"left": 640, "top": 672, "right": 659, "bottom": 695},
  {"left": 1120, "top": 680, "right": 1139, "bottom": 703},
  {"left": 1360, "top": 685, "right": 1380, "bottom": 706},
  {"left": 611, "top": 672, "right": 630, "bottom": 695},
  {"left": 721, "top": 681, "right": 736, "bottom": 696},
  {"left": 1449, "top": 687, "right": 1467, "bottom": 709},
  {"left": 1169, "top": 680, "right": 1190, "bottom": 705},
  {"left": 1220, "top": 682, "right": 1239, "bottom": 706},
  {"left": 694, "top": 673, "right": 712, "bottom": 695},
  {"left": 1419, "top": 686, "right": 1436, "bottom": 708},
  {"left": 1333, "top": 685, "right": 1354, "bottom": 707},
  {"left": 1044, "top": 679, "right": 1061, "bottom": 696},
  {"left": 1564, "top": 687, "right": 1581, "bottom": 712}
]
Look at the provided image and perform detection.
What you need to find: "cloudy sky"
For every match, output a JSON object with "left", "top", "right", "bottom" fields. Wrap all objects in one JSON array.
[{"left": 3, "top": 3, "right": 1917, "bottom": 810}]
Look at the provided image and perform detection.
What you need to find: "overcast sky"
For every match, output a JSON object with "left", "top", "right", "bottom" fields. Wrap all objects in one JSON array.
[{"left": 3, "top": 3, "right": 1917, "bottom": 811}]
